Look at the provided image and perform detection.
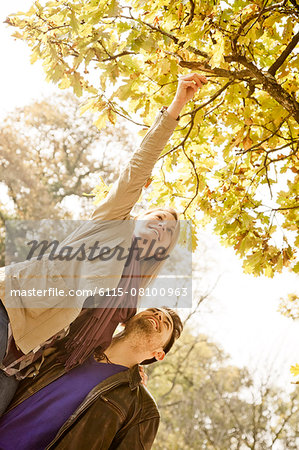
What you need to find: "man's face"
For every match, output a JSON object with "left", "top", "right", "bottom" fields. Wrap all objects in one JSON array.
[
  {"left": 124, "top": 308, "right": 174, "bottom": 358},
  {"left": 134, "top": 210, "right": 176, "bottom": 258}
]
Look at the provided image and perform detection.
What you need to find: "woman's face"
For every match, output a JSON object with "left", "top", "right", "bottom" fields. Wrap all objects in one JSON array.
[{"left": 134, "top": 210, "right": 177, "bottom": 258}]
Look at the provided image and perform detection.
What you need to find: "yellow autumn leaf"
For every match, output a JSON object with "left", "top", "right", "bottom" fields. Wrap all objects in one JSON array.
[
  {"left": 138, "top": 128, "right": 149, "bottom": 137},
  {"left": 290, "top": 364, "right": 299, "bottom": 377},
  {"left": 94, "top": 111, "right": 108, "bottom": 130},
  {"left": 91, "top": 176, "right": 112, "bottom": 205},
  {"left": 243, "top": 134, "right": 253, "bottom": 151},
  {"left": 107, "top": 108, "right": 116, "bottom": 125},
  {"left": 79, "top": 98, "right": 96, "bottom": 115},
  {"left": 158, "top": 58, "right": 171, "bottom": 75},
  {"left": 59, "top": 76, "right": 71, "bottom": 89},
  {"left": 209, "top": 30, "right": 225, "bottom": 69}
]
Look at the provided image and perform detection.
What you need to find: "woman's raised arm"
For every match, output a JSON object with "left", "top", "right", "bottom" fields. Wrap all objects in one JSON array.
[{"left": 91, "top": 73, "right": 207, "bottom": 222}]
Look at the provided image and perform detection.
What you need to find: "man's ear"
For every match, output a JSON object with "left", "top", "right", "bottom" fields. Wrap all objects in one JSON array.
[{"left": 153, "top": 350, "right": 165, "bottom": 362}]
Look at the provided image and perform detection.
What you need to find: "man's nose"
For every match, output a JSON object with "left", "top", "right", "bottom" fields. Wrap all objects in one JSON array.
[
  {"left": 157, "top": 222, "right": 166, "bottom": 231},
  {"left": 155, "top": 311, "right": 163, "bottom": 322}
]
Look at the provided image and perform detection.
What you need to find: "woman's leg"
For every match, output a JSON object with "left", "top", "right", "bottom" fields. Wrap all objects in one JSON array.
[{"left": 0, "top": 300, "right": 19, "bottom": 416}]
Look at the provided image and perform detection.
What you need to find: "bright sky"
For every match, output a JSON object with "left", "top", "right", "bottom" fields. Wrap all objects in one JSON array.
[{"left": 1, "top": 2, "right": 298, "bottom": 388}]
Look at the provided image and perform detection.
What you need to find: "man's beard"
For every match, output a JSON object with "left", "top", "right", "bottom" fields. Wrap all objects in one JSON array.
[{"left": 124, "top": 315, "right": 155, "bottom": 340}]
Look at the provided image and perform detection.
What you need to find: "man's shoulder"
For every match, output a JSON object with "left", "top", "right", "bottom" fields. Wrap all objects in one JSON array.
[
  {"left": 102, "top": 382, "right": 160, "bottom": 425},
  {"left": 138, "top": 384, "right": 160, "bottom": 420}
]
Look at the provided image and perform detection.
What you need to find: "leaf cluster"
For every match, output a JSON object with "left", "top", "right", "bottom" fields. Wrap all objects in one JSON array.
[{"left": 7, "top": 0, "right": 299, "bottom": 275}]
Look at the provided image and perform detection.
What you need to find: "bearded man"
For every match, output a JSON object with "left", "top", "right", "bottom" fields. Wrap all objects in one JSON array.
[{"left": 0, "top": 307, "right": 183, "bottom": 450}]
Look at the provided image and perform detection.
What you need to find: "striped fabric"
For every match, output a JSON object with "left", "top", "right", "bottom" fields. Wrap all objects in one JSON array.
[{"left": 0, "top": 323, "right": 69, "bottom": 380}]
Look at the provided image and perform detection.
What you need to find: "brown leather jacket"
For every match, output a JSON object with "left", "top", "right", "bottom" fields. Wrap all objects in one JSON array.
[{"left": 7, "top": 350, "right": 160, "bottom": 449}]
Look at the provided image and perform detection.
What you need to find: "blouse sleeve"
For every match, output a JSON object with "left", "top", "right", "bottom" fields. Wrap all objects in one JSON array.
[{"left": 91, "top": 109, "right": 178, "bottom": 222}]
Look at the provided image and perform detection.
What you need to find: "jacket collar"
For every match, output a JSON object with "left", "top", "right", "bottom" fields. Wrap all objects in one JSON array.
[
  {"left": 88, "top": 363, "right": 142, "bottom": 395},
  {"left": 128, "top": 364, "right": 142, "bottom": 390}
]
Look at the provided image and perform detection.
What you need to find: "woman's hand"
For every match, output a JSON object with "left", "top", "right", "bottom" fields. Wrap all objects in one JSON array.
[
  {"left": 139, "top": 365, "right": 148, "bottom": 387},
  {"left": 167, "top": 73, "right": 207, "bottom": 119}
]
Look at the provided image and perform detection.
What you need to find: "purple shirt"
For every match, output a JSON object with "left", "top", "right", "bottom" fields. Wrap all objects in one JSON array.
[{"left": 0, "top": 358, "right": 128, "bottom": 450}]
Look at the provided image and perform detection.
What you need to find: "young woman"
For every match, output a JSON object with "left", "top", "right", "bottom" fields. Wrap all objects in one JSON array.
[{"left": 0, "top": 72, "right": 207, "bottom": 414}]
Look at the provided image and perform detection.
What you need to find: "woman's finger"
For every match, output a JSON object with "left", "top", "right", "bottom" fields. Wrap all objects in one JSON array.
[
  {"left": 193, "top": 73, "right": 207, "bottom": 86},
  {"left": 179, "top": 73, "right": 207, "bottom": 86},
  {"left": 138, "top": 366, "right": 148, "bottom": 386},
  {"left": 180, "top": 80, "right": 200, "bottom": 91}
]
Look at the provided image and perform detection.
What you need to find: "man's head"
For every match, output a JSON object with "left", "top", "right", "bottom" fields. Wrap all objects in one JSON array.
[
  {"left": 118, "top": 307, "right": 183, "bottom": 366},
  {"left": 134, "top": 208, "right": 179, "bottom": 259}
]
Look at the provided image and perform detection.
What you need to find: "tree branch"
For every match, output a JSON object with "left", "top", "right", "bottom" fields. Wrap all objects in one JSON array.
[
  {"left": 179, "top": 59, "right": 250, "bottom": 80},
  {"left": 268, "top": 31, "right": 299, "bottom": 75},
  {"left": 235, "top": 115, "right": 291, "bottom": 155},
  {"left": 272, "top": 396, "right": 298, "bottom": 446},
  {"left": 0, "top": 210, "right": 7, "bottom": 227},
  {"left": 158, "top": 337, "right": 199, "bottom": 400},
  {"left": 186, "top": 0, "right": 196, "bottom": 26},
  {"left": 101, "top": 50, "right": 136, "bottom": 62},
  {"left": 271, "top": 205, "right": 299, "bottom": 212},
  {"left": 263, "top": 154, "right": 273, "bottom": 199},
  {"left": 182, "top": 147, "right": 199, "bottom": 214},
  {"left": 229, "top": 55, "right": 299, "bottom": 123}
]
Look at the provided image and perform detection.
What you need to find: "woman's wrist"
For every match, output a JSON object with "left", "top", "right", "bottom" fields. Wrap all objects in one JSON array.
[{"left": 166, "top": 99, "right": 185, "bottom": 120}]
